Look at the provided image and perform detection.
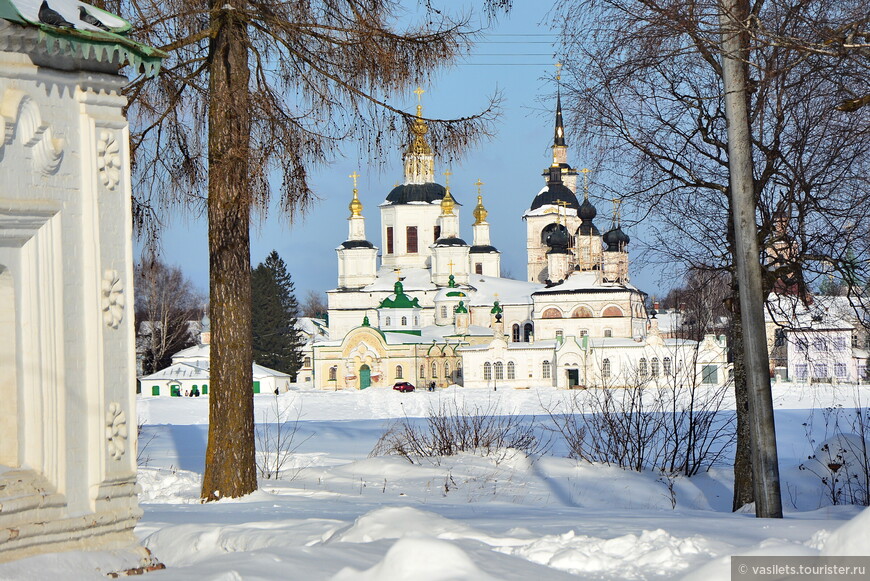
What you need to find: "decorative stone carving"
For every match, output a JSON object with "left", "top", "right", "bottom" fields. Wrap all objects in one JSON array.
[
  {"left": 105, "top": 402, "right": 128, "bottom": 461},
  {"left": 0, "top": 88, "right": 64, "bottom": 174},
  {"left": 96, "top": 130, "right": 121, "bottom": 190},
  {"left": 101, "top": 269, "right": 125, "bottom": 329}
]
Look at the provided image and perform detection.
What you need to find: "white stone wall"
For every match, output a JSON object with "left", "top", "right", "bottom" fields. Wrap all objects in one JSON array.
[{"left": 0, "top": 25, "right": 142, "bottom": 562}]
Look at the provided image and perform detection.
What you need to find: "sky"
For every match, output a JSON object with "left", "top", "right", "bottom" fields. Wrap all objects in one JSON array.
[{"left": 139, "top": 0, "right": 669, "bottom": 303}]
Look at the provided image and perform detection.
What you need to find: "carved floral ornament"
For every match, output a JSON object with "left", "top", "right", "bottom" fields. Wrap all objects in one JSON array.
[
  {"left": 101, "top": 269, "right": 125, "bottom": 328},
  {"left": 96, "top": 130, "right": 122, "bottom": 190},
  {"left": 105, "top": 402, "right": 128, "bottom": 461}
]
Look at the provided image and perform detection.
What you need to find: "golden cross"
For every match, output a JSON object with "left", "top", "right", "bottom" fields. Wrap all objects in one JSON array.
[
  {"left": 447, "top": 260, "right": 454, "bottom": 274},
  {"left": 555, "top": 62, "right": 562, "bottom": 81},
  {"left": 349, "top": 171, "right": 360, "bottom": 190},
  {"left": 612, "top": 198, "right": 622, "bottom": 221},
  {"left": 474, "top": 178, "right": 484, "bottom": 195},
  {"left": 581, "top": 168, "right": 591, "bottom": 199},
  {"left": 443, "top": 169, "right": 452, "bottom": 188},
  {"left": 413, "top": 86, "right": 425, "bottom": 103}
]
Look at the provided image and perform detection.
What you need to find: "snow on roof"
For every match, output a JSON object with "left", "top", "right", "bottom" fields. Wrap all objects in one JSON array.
[
  {"left": 172, "top": 344, "right": 210, "bottom": 362},
  {"left": 253, "top": 363, "right": 291, "bottom": 379},
  {"left": 296, "top": 317, "right": 327, "bottom": 337},
  {"left": 522, "top": 191, "right": 580, "bottom": 218},
  {"left": 360, "top": 267, "right": 438, "bottom": 293},
  {"left": 765, "top": 293, "right": 854, "bottom": 330},
  {"left": 140, "top": 361, "right": 210, "bottom": 382},
  {"left": 533, "top": 270, "right": 642, "bottom": 295},
  {"left": 466, "top": 275, "right": 541, "bottom": 306}
]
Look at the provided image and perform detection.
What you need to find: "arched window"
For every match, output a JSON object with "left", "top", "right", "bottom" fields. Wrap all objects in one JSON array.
[
  {"left": 431, "top": 361, "right": 438, "bottom": 378},
  {"left": 572, "top": 306, "right": 593, "bottom": 318},
  {"left": 457, "top": 360, "right": 463, "bottom": 377},
  {"left": 444, "top": 362, "right": 451, "bottom": 379},
  {"left": 401, "top": 316, "right": 408, "bottom": 326},
  {"left": 603, "top": 306, "right": 624, "bottom": 317},
  {"left": 396, "top": 365, "right": 403, "bottom": 379},
  {"left": 639, "top": 357, "right": 648, "bottom": 377},
  {"left": 523, "top": 323, "right": 533, "bottom": 342},
  {"left": 604, "top": 328, "right": 612, "bottom": 338},
  {"left": 512, "top": 323, "right": 520, "bottom": 342},
  {"left": 494, "top": 361, "right": 504, "bottom": 380},
  {"left": 542, "top": 360, "right": 551, "bottom": 379},
  {"left": 475, "top": 263, "right": 483, "bottom": 275},
  {"left": 441, "top": 306, "right": 447, "bottom": 318},
  {"left": 663, "top": 357, "right": 672, "bottom": 376},
  {"left": 303, "top": 356, "right": 311, "bottom": 367},
  {"left": 484, "top": 362, "right": 492, "bottom": 380},
  {"left": 414, "top": 316, "right": 419, "bottom": 326},
  {"left": 420, "top": 364, "right": 425, "bottom": 378},
  {"left": 602, "top": 358, "right": 611, "bottom": 379},
  {"left": 651, "top": 358, "right": 659, "bottom": 377},
  {"left": 507, "top": 361, "right": 516, "bottom": 380},
  {"left": 385, "top": 316, "right": 391, "bottom": 326},
  {"left": 328, "top": 366, "right": 337, "bottom": 381},
  {"left": 542, "top": 307, "right": 562, "bottom": 319}
]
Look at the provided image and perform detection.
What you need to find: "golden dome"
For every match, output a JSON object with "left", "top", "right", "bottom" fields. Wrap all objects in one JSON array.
[
  {"left": 473, "top": 194, "right": 488, "bottom": 224},
  {"left": 440, "top": 189, "right": 456, "bottom": 216},
  {"left": 349, "top": 188, "right": 363, "bottom": 217}
]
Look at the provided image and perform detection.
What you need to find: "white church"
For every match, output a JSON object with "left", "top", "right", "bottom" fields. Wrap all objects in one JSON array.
[{"left": 312, "top": 93, "right": 729, "bottom": 390}]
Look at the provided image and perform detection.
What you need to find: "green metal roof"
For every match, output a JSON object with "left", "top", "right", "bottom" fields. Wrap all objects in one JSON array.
[{"left": 378, "top": 280, "right": 421, "bottom": 309}]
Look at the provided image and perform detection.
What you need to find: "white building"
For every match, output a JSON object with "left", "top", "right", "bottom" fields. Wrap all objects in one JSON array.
[
  {"left": 0, "top": 0, "right": 163, "bottom": 565},
  {"left": 312, "top": 91, "right": 728, "bottom": 389}
]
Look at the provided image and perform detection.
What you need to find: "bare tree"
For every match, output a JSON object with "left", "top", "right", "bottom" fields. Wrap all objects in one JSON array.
[
  {"left": 555, "top": 0, "right": 870, "bottom": 512},
  {"left": 134, "top": 255, "right": 204, "bottom": 375},
  {"left": 302, "top": 290, "right": 328, "bottom": 320},
  {"left": 111, "top": 0, "right": 507, "bottom": 500}
]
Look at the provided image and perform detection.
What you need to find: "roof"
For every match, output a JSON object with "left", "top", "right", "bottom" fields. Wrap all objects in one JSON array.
[
  {"left": 383, "top": 182, "right": 453, "bottom": 205},
  {"left": 358, "top": 267, "right": 438, "bottom": 293},
  {"left": 378, "top": 280, "right": 421, "bottom": 309},
  {"left": 465, "top": 275, "right": 542, "bottom": 307},
  {"left": 0, "top": 0, "right": 166, "bottom": 77},
  {"left": 532, "top": 270, "right": 642, "bottom": 296},
  {"left": 142, "top": 350, "right": 291, "bottom": 380},
  {"left": 765, "top": 293, "right": 855, "bottom": 331},
  {"left": 529, "top": 183, "right": 580, "bottom": 212}
]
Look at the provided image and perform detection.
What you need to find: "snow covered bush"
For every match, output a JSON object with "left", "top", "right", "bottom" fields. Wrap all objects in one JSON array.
[
  {"left": 370, "top": 398, "right": 548, "bottom": 465},
  {"left": 255, "top": 393, "right": 310, "bottom": 479}
]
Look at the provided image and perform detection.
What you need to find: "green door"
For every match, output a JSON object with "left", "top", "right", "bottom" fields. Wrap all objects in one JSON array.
[
  {"left": 253, "top": 381, "right": 261, "bottom": 394},
  {"left": 202, "top": 384, "right": 208, "bottom": 395},
  {"left": 359, "top": 365, "right": 371, "bottom": 390},
  {"left": 152, "top": 385, "right": 160, "bottom": 396}
]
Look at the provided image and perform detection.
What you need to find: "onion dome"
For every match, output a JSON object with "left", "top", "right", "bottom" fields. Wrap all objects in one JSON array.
[
  {"left": 603, "top": 226, "right": 630, "bottom": 251},
  {"left": 349, "top": 187, "right": 363, "bottom": 217},
  {"left": 473, "top": 194, "right": 488, "bottom": 224},
  {"left": 455, "top": 300, "right": 468, "bottom": 314},
  {"left": 440, "top": 189, "right": 456, "bottom": 215},
  {"left": 578, "top": 198, "right": 596, "bottom": 221},
  {"left": 378, "top": 280, "right": 421, "bottom": 308},
  {"left": 362, "top": 315, "right": 371, "bottom": 327},
  {"left": 530, "top": 166, "right": 580, "bottom": 211}
]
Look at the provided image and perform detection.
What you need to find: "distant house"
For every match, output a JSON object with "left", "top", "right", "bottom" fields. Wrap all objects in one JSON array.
[
  {"left": 294, "top": 317, "right": 329, "bottom": 387},
  {"left": 139, "top": 317, "right": 292, "bottom": 396},
  {"left": 765, "top": 294, "right": 868, "bottom": 384}
]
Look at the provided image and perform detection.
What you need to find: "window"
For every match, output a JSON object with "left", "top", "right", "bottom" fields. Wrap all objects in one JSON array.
[
  {"left": 556, "top": 330, "right": 564, "bottom": 341},
  {"left": 202, "top": 384, "right": 208, "bottom": 395},
  {"left": 431, "top": 361, "right": 438, "bottom": 378},
  {"left": 835, "top": 363, "right": 847, "bottom": 378},
  {"left": 401, "top": 316, "right": 408, "bottom": 326},
  {"left": 604, "top": 328, "right": 612, "bottom": 338},
  {"left": 542, "top": 360, "right": 551, "bottom": 379},
  {"left": 385, "top": 316, "right": 391, "bottom": 326},
  {"left": 406, "top": 226, "right": 418, "bottom": 253},
  {"left": 663, "top": 357, "right": 672, "bottom": 376},
  {"left": 457, "top": 360, "right": 463, "bottom": 377},
  {"left": 386, "top": 227, "right": 394, "bottom": 254},
  {"left": 833, "top": 337, "right": 847, "bottom": 350},
  {"left": 151, "top": 385, "right": 160, "bottom": 396},
  {"left": 420, "top": 364, "right": 425, "bottom": 378},
  {"left": 441, "top": 306, "right": 448, "bottom": 318},
  {"left": 512, "top": 324, "right": 520, "bottom": 342},
  {"left": 602, "top": 358, "right": 611, "bottom": 379},
  {"left": 813, "top": 363, "right": 828, "bottom": 379},
  {"left": 795, "top": 364, "right": 808, "bottom": 381},
  {"left": 854, "top": 334, "right": 859, "bottom": 348},
  {"left": 434, "top": 225, "right": 441, "bottom": 241},
  {"left": 814, "top": 338, "right": 827, "bottom": 352},
  {"left": 444, "top": 362, "right": 451, "bottom": 379},
  {"left": 542, "top": 308, "right": 562, "bottom": 319},
  {"left": 702, "top": 365, "right": 718, "bottom": 385},
  {"left": 651, "top": 357, "right": 660, "bottom": 377},
  {"left": 328, "top": 366, "right": 337, "bottom": 381},
  {"left": 475, "top": 263, "right": 483, "bottom": 275},
  {"left": 507, "top": 361, "right": 516, "bottom": 379},
  {"left": 414, "top": 316, "right": 419, "bottom": 326},
  {"left": 396, "top": 365, "right": 403, "bottom": 379},
  {"left": 494, "top": 361, "right": 504, "bottom": 380},
  {"left": 639, "top": 357, "right": 648, "bottom": 377},
  {"left": 484, "top": 362, "right": 492, "bottom": 380},
  {"left": 524, "top": 323, "right": 533, "bottom": 342},
  {"left": 303, "top": 357, "right": 311, "bottom": 367},
  {"left": 859, "top": 365, "right": 868, "bottom": 382},
  {"left": 774, "top": 328, "right": 786, "bottom": 347}
]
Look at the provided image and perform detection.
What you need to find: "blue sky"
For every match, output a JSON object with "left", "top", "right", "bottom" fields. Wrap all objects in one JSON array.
[{"left": 140, "top": 0, "right": 668, "bottom": 303}]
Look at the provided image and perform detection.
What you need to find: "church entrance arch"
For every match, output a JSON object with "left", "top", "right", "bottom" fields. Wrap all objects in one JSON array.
[{"left": 359, "top": 364, "right": 371, "bottom": 389}]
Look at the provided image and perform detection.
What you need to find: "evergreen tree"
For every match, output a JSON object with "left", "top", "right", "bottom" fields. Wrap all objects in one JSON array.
[{"left": 251, "top": 251, "right": 304, "bottom": 379}]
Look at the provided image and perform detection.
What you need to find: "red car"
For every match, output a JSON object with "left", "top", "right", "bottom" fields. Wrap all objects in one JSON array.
[{"left": 392, "top": 381, "right": 415, "bottom": 392}]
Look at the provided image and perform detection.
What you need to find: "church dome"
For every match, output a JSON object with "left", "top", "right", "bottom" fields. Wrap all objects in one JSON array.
[
  {"left": 603, "top": 226, "right": 630, "bottom": 251},
  {"left": 341, "top": 239, "right": 374, "bottom": 249},
  {"left": 530, "top": 166, "right": 580, "bottom": 211},
  {"left": 578, "top": 198, "right": 597, "bottom": 221},
  {"left": 385, "top": 182, "right": 447, "bottom": 205},
  {"left": 546, "top": 224, "right": 570, "bottom": 250}
]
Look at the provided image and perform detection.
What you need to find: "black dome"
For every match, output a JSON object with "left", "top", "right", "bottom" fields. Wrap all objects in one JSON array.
[
  {"left": 385, "top": 182, "right": 447, "bottom": 205},
  {"left": 547, "top": 224, "right": 570, "bottom": 250},
  {"left": 341, "top": 239, "right": 374, "bottom": 249},
  {"left": 603, "top": 226, "right": 630, "bottom": 251},
  {"left": 578, "top": 198, "right": 597, "bottom": 221},
  {"left": 530, "top": 166, "right": 580, "bottom": 211},
  {"left": 434, "top": 237, "right": 468, "bottom": 247},
  {"left": 470, "top": 244, "right": 498, "bottom": 254}
]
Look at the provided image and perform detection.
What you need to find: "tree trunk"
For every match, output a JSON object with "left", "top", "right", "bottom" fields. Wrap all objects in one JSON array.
[
  {"left": 729, "top": 278, "right": 754, "bottom": 510},
  {"left": 719, "top": 0, "right": 782, "bottom": 518},
  {"left": 201, "top": 1, "right": 257, "bottom": 501}
]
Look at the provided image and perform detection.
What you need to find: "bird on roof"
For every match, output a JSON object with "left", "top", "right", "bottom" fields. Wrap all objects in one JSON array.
[
  {"left": 39, "top": 1, "right": 75, "bottom": 28},
  {"left": 79, "top": 6, "right": 110, "bottom": 31}
]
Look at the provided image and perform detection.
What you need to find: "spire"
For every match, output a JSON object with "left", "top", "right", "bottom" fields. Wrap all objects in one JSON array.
[
  {"left": 554, "top": 90, "right": 566, "bottom": 148},
  {"left": 348, "top": 171, "right": 363, "bottom": 217},
  {"left": 403, "top": 86, "right": 435, "bottom": 184},
  {"left": 473, "top": 179, "right": 488, "bottom": 224}
]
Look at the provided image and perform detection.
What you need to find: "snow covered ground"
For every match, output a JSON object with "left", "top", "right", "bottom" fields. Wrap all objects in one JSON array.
[{"left": 3, "top": 383, "right": 870, "bottom": 580}]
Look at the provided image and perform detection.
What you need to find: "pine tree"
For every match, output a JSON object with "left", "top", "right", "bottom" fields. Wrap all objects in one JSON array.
[{"left": 252, "top": 251, "right": 304, "bottom": 379}]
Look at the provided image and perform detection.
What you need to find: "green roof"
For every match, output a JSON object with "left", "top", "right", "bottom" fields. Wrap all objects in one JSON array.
[{"left": 378, "top": 280, "right": 421, "bottom": 309}]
